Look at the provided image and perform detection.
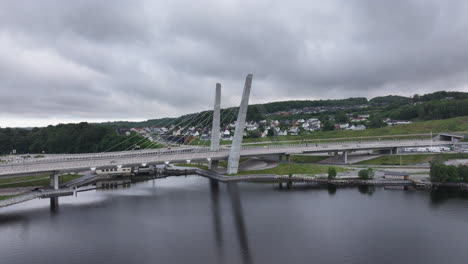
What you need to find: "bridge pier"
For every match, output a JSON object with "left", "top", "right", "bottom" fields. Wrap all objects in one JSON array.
[
  {"left": 227, "top": 74, "right": 253, "bottom": 175},
  {"left": 50, "top": 197, "right": 59, "bottom": 213},
  {"left": 50, "top": 173, "right": 59, "bottom": 190},
  {"left": 343, "top": 151, "right": 348, "bottom": 164},
  {"left": 210, "top": 83, "right": 221, "bottom": 152}
]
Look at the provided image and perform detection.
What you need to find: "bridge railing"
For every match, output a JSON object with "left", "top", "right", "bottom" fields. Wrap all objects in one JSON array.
[{"left": 0, "top": 139, "right": 447, "bottom": 171}]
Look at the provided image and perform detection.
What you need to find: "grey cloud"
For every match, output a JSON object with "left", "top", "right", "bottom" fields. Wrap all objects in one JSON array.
[{"left": 1, "top": 0, "right": 468, "bottom": 127}]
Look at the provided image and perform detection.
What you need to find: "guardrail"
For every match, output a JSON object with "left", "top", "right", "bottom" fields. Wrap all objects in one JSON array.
[{"left": 0, "top": 140, "right": 451, "bottom": 176}]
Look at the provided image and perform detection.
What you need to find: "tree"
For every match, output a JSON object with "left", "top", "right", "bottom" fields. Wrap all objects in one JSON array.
[
  {"left": 246, "top": 130, "right": 261, "bottom": 138},
  {"left": 267, "top": 128, "right": 275, "bottom": 137},
  {"left": 322, "top": 120, "right": 335, "bottom": 131},
  {"left": 328, "top": 167, "right": 337, "bottom": 180},
  {"left": 368, "top": 115, "right": 386, "bottom": 128},
  {"left": 335, "top": 111, "right": 349, "bottom": 123},
  {"left": 358, "top": 168, "right": 374, "bottom": 180}
]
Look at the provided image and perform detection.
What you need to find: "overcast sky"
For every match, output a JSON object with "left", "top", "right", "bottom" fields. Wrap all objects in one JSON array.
[{"left": 1, "top": 0, "right": 468, "bottom": 127}]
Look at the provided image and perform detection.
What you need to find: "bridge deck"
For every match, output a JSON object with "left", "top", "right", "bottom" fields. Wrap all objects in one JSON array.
[{"left": 0, "top": 140, "right": 450, "bottom": 177}]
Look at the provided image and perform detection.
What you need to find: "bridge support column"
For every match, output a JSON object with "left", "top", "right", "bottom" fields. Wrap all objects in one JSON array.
[
  {"left": 210, "top": 83, "right": 221, "bottom": 152},
  {"left": 50, "top": 173, "right": 59, "bottom": 190},
  {"left": 209, "top": 84, "right": 221, "bottom": 171},
  {"left": 227, "top": 74, "right": 253, "bottom": 175},
  {"left": 343, "top": 151, "right": 348, "bottom": 164}
]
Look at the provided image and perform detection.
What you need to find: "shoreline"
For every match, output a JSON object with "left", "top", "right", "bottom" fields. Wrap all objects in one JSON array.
[{"left": 164, "top": 167, "right": 468, "bottom": 190}]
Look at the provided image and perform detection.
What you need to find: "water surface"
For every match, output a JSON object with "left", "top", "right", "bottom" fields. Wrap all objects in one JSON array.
[{"left": 1, "top": 176, "right": 468, "bottom": 264}]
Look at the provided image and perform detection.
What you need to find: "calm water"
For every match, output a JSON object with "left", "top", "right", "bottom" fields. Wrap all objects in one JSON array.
[{"left": 1, "top": 176, "right": 468, "bottom": 264}]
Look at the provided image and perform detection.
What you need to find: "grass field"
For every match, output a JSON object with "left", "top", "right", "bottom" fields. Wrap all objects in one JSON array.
[
  {"left": 289, "top": 155, "right": 330, "bottom": 163},
  {"left": 235, "top": 163, "right": 346, "bottom": 176},
  {"left": 356, "top": 153, "right": 468, "bottom": 165},
  {"left": 0, "top": 194, "right": 16, "bottom": 200},
  {"left": 0, "top": 174, "right": 82, "bottom": 189}
]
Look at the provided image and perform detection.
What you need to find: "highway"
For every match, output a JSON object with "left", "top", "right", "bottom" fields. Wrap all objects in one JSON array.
[{"left": 0, "top": 139, "right": 451, "bottom": 177}]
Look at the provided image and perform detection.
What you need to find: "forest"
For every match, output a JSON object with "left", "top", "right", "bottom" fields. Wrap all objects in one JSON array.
[{"left": 0, "top": 123, "right": 152, "bottom": 155}]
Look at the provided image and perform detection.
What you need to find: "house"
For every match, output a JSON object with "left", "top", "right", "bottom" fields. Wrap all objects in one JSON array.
[
  {"left": 335, "top": 123, "right": 349, "bottom": 130},
  {"left": 288, "top": 126, "right": 299, "bottom": 136},
  {"left": 347, "top": 125, "right": 366, "bottom": 130},
  {"left": 384, "top": 171, "right": 410, "bottom": 180},
  {"left": 278, "top": 130, "right": 288, "bottom": 136}
]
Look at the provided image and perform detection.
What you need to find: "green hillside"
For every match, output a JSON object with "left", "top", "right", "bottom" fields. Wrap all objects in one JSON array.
[{"left": 240, "top": 116, "right": 468, "bottom": 143}]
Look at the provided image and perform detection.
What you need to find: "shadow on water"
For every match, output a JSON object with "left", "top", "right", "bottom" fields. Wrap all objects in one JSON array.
[
  {"left": 358, "top": 185, "right": 375, "bottom": 196},
  {"left": 0, "top": 197, "right": 60, "bottom": 226},
  {"left": 50, "top": 197, "right": 59, "bottom": 215},
  {"left": 209, "top": 179, "right": 225, "bottom": 261},
  {"left": 327, "top": 184, "right": 337, "bottom": 195},
  {"left": 227, "top": 182, "right": 253, "bottom": 264},
  {"left": 430, "top": 187, "right": 468, "bottom": 206}
]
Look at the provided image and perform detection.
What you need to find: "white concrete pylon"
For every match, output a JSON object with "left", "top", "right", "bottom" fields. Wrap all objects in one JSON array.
[
  {"left": 227, "top": 74, "right": 253, "bottom": 174},
  {"left": 210, "top": 83, "right": 221, "bottom": 152}
]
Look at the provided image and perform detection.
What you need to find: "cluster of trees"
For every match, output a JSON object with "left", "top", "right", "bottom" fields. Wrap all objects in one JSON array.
[
  {"left": 258, "top": 97, "right": 368, "bottom": 114},
  {"left": 369, "top": 95, "right": 413, "bottom": 106},
  {"left": 415, "top": 91, "right": 468, "bottom": 102},
  {"left": 0, "top": 123, "right": 153, "bottom": 155},
  {"left": 387, "top": 98, "right": 468, "bottom": 121},
  {"left": 430, "top": 162, "right": 468, "bottom": 183}
]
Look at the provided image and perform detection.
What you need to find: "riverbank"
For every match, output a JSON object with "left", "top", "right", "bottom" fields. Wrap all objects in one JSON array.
[{"left": 164, "top": 166, "right": 468, "bottom": 190}]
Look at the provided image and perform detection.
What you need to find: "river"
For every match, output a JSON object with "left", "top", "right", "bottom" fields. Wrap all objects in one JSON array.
[{"left": 1, "top": 176, "right": 468, "bottom": 264}]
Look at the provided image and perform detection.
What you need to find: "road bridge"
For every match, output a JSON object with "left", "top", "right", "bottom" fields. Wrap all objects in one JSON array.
[{"left": 0, "top": 139, "right": 450, "bottom": 177}]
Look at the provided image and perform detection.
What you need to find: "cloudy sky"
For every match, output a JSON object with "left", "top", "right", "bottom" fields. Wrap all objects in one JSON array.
[{"left": 1, "top": 0, "right": 468, "bottom": 127}]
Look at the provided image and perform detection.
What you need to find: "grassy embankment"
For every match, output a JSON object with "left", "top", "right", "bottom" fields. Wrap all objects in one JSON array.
[
  {"left": 0, "top": 174, "right": 82, "bottom": 189},
  {"left": 289, "top": 155, "right": 330, "bottom": 163},
  {"left": 357, "top": 153, "right": 468, "bottom": 165},
  {"left": 0, "top": 194, "right": 17, "bottom": 201},
  {"left": 236, "top": 163, "right": 347, "bottom": 176}
]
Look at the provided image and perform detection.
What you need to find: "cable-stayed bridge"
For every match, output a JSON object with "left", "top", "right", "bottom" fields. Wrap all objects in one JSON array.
[
  {"left": 0, "top": 74, "right": 453, "bottom": 180},
  {"left": 0, "top": 139, "right": 449, "bottom": 177}
]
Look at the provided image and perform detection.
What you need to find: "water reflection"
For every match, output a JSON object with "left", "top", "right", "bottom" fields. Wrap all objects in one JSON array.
[
  {"left": 49, "top": 197, "right": 59, "bottom": 214},
  {"left": 358, "top": 185, "right": 375, "bottom": 195},
  {"left": 327, "top": 184, "right": 337, "bottom": 195},
  {"left": 3, "top": 178, "right": 468, "bottom": 264},
  {"left": 227, "top": 183, "right": 253, "bottom": 264},
  {"left": 209, "top": 180, "right": 224, "bottom": 261},
  {"left": 430, "top": 187, "right": 468, "bottom": 206}
]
